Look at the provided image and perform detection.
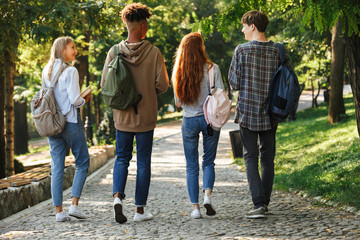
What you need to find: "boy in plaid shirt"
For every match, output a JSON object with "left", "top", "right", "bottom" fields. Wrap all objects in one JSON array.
[{"left": 228, "top": 10, "right": 289, "bottom": 219}]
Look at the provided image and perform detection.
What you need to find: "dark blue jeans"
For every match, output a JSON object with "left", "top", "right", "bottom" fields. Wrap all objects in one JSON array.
[
  {"left": 240, "top": 126, "right": 276, "bottom": 208},
  {"left": 113, "top": 129, "right": 154, "bottom": 207}
]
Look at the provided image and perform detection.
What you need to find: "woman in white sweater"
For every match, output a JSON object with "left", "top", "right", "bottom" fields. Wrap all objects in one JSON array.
[{"left": 42, "top": 36, "right": 91, "bottom": 222}]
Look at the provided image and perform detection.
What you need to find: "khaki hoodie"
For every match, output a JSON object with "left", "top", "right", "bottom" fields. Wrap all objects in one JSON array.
[{"left": 101, "top": 40, "right": 169, "bottom": 132}]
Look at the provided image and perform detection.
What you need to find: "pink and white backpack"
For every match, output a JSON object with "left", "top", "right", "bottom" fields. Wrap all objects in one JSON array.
[{"left": 203, "top": 66, "right": 231, "bottom": 131}]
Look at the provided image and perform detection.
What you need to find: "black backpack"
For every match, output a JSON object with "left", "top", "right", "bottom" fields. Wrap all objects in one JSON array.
[
  {"left": 102, "top": 44, "right": 142, "bottom": 114},
  {"left": 268, "top": 43, "right": 301, "bottom": 121}
]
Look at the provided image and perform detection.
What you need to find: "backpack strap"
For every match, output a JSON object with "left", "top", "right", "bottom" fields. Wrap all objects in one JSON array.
[
  {"left": 42, "top": 64, "right": 68, "bottom": 89},
  {"left": 114, "top": 44, "right": 120, "bottom": 56},
  {"left": 208, "top": 65, "right": 215, "bottom": 92},
  {"left": 276, "top": 43, "right": 286, "bottom": 65}
]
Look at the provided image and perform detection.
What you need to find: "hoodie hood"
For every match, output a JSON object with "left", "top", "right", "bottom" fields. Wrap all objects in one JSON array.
[{"left": 118, "top": 40, "right": 153, "bottom": 66}]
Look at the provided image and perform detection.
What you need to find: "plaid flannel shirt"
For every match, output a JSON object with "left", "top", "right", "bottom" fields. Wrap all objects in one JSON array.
[{"left": 228, "top": 40, "right": 284, "bottom": 131}]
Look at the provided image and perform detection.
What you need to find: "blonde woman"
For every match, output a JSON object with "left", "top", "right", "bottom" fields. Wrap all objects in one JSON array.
[
  {"left": 172, "top": 33, "right": 224, "bottom": 219},
  {"left": 42, "top": 36, "right": 91, "bottom": 222}
]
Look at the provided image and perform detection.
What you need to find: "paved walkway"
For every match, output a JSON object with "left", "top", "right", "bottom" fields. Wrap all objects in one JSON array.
[
  {"left": 1, "top": 85, "right": 359, "bottom": 239},
  {"left": 1, "top": 120, "right": 360, "bottom": 239}
]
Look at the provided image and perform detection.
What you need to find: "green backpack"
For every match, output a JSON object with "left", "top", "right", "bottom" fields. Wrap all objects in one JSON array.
[{"left": 102, "top": 44, "right": 142, "bottom": 113}]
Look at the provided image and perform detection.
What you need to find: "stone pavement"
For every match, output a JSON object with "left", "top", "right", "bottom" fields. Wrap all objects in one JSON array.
[{"left": 1, "top": 117, "right": 360, "bottom": 240}]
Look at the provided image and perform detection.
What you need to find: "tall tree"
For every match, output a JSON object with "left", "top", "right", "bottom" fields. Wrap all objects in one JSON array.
[
  {"left": 328, "top": 20, "right": 346, "bottom": 124},
  {"left": 0, "top": 56, "right": 5, "bottom": 178},
  {"left": 291, "top": 0, "right": 360, "bottom": 135},
  {"left": 0, "top": 0, "right": 77, "bottom": 176},
  {"left": 4, "top": 43, "right": 17, "bottom": 176}
]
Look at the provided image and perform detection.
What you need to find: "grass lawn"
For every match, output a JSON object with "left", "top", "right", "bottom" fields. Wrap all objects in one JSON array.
[{"left": 234, "top": 94, "right": 360, "bottom": 211}]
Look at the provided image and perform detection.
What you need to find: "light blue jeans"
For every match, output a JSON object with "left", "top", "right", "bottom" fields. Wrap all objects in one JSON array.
[
  {"left": 113, "top": 129, "right": 154, "bottom": 207},
  {"left": 181, "top": 115, "right": 220, "bottom": 204},
  {"left": 48, "top": 114, "right": 89, "bottom": 206}
]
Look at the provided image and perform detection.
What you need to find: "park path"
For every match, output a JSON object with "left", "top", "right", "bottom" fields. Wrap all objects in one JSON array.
[
  {"left": 1, "top": 118, "right": 360, "bottom": 239},
  {"left": 1, "top": 84, "right": 359, "bottom": 239}
]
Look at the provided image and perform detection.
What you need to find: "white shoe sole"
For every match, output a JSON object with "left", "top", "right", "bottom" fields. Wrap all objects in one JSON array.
[
  {"left": 133, "top": 213, "right": 153, "bottom": 222},
  {"left": 69, "top": 212, "right": 86, "bottom": 219},
  {"left": 246, "top": 214, "right": 265, "bottom": 219}
]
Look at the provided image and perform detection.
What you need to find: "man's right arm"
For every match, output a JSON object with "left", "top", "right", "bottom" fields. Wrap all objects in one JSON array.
[
  {"left": 101, "top": 46, "right": 115, "bottom": 88},
  {"left": 228, "top": 48, "right": 241, "bottom": 91}
]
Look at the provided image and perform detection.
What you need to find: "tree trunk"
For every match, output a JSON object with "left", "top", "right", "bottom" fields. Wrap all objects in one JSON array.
[
  {"left": 95, "top": 91, "right": 101, "bottom": 127},
  {"left": 74, "top": 54, "right": 88, "bottom": 89},
  {"left": 74, "top": 32, "right": 90, "bottom": 90},
  {"left": 328, "top": 20, "right": 346, "bottom": 124},
  {"left": 74, "top": 33, "right": 90, "bottom": 126},
  {"left": 14, "top": 100, "right": 28, "bottom": 155},
  {"left": 0, "top": 57, "right": 6, "bottom": 178},
  {"left": 4, "top": 48, "right": 16, "bottom": 176},
  {"left": 345, "top": 33, "right": 360, "bottom": 137}
]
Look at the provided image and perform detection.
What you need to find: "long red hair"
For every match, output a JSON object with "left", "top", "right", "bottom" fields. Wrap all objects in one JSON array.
[{"left": 172, "top": 32, "right": 213, "bottom": 105}]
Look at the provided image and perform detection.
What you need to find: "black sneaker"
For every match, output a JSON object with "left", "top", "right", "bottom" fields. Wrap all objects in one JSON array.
[
  {"left": 113, "top": 198, "right": 127, "bottom": 224},
  {"left": 264, "top": 205, "right": 269, "bottom": 213},
  {"left": 245, "top": 206, "right": 266, "bottom": 219}
]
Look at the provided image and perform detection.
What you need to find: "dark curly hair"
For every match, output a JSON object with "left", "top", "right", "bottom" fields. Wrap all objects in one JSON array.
[
  {"left": 121, "top": 2, "right": 152, "bottom": 23},
  {"left": 241, "top": 10, "right": 269, "bottom": 33}
]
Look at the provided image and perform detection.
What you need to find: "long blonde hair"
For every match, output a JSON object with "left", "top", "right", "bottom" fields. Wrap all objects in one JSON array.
[
  {"left": 172, "top": 32, "right": 213, "bottom": 105},
  {"left": 47, "top": 36, "right": 73, "bottom": 80}
]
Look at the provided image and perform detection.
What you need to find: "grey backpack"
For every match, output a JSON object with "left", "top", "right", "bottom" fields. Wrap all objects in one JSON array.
[{"left": 31, "top": 66, "right": 68, "bottom": 137}]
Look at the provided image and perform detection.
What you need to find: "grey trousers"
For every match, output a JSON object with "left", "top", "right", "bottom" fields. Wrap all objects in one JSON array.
[{"left": 240, "top": 126, "right": 277, "bottom": 208}]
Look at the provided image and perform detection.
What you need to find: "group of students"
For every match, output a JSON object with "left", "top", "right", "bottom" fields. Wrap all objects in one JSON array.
[{"left": 43, "top": 2, "right": 287, "bottom": 222}]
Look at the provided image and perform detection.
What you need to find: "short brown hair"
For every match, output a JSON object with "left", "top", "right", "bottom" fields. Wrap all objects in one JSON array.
[
  {"left": 241, "top": 10, "right": 269, "bottom": 32},
  {"left": 121, "top": 2, "right": 151, "bottom": 24}
]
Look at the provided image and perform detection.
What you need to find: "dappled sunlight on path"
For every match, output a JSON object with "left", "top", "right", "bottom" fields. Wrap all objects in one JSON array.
[{"left": 1, "top": 115, "right": 360, "bottom": 239}]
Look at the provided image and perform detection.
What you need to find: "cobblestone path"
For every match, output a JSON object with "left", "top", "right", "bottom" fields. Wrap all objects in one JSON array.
[{"left": 1, "top": 121, "right": 359, "bottom": 239}]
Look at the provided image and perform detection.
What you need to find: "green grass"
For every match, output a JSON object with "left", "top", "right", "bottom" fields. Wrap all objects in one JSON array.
[
  {"left": 234, "top": 94, "right": 360, "bottom": 210},
  {"left": 157, "top": 111, "right": 183, "bottom": 125},
  {"left": 15, "top": 141, "right": 50, "bottom": 158}
]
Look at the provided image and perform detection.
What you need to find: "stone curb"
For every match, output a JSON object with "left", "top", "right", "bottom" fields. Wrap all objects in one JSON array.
[{"left": 0, "top": 145, "right": 115, "bottom": 220}]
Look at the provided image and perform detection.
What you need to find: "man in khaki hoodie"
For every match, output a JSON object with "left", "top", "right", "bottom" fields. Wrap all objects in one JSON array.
[{"left": 101, "top": 2, "right": 169, "bottom": 224}]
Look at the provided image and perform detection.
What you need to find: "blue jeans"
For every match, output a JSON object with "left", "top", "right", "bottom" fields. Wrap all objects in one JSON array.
[
  {"left": 48, "top": 115, "right": 89, "bottom": 207},
  {"left": 113, "top": 129, "right": 154, "bottom": 207},
  {"left": 182, "top": 115, "right": 220, "bottom": 204},
  {"left": 240, "top": 126, "right": 276, "bottom": 208}
]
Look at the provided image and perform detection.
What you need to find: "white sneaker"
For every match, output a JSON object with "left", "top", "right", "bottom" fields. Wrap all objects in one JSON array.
[
  {"left": 203, "top": 196, "right": 216, "bottom": 216},
  {"left": 133, "top": 212, "right": 153, "bottom": 222},
  {"left": 56, "top": 211, "right": 71, "bottom": 222},
  {"left": 69, "top": 205, "right": 86, "bottom": 219},
  {"left": 113, "top": 197, "right": 127, "bottom": 224},
  {"left": 191, "top": 209, "right": 202, "bottom": 219}
]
